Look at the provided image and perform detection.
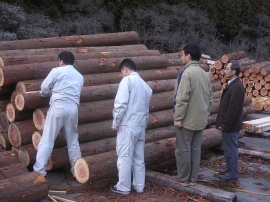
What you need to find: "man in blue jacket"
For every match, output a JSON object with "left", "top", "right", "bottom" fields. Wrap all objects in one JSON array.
[{"left": 216, "top": 60, "right": 245, "bottom": 182}]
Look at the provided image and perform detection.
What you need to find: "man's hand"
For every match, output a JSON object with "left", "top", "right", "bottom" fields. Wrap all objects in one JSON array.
[
  {"left": 218, "top": 126, "right": 225, "bottom": 131},
  {"left": 174, "top": 121, "right": 182, "bottom": 128},
  {"left": 111, "top": 125, "right": 118, "bottom": 131}
]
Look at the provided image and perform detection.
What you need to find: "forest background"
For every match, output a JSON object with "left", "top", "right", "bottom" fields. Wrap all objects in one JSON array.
[{"left": 0, "top": 0, "right": 269, "bottom": 61}]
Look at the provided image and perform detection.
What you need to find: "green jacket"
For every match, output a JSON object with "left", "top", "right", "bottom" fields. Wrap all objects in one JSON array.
[{"left": 174, "top": 61, "right": 213, "bottom": 130}]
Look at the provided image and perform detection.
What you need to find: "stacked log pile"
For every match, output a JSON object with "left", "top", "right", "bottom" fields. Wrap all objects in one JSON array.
[
  {"left": 211, "top": 51, "right": 270, "bottom": 112},
  {"left": 0, "top": 31, "right": 256, "bottom": 200}
]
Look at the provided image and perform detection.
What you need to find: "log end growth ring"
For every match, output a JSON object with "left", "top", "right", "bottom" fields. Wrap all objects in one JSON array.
[
  {"left": 32, "top": 131, "right": 42, "bottom": 149},
  {"left": 15, "top": 93, "right": 25, "bottom": 111},
  {"left": 6, "top": 103, "right": 15, "bottom": 122},
  {"left": 8, "top": 123, "right": 21, "bottom": 148},
  {"left": 33, "top": 109, "right": 45, "bottom": 130},
  {"left": 0, "top": 57, "right": 4, "bottom": 67},
  {"left": 0, "top": 68, "right": 4, "bottom": 86},
  {"left": 74, "top": 158, "right": 89, "bottom": 184}
]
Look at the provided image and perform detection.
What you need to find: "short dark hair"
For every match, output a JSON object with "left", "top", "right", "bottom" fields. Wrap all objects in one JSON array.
[
  {"left": 58, "top": 51, "right": 75, "bottom": 65},
  {"left": 119, "top": 58, "right": 137, "bottom": 71},
  {"left": 230, "top": 60, "right": 242, "bottom": 76},
  {"left": 181, "top": 43, "right": 202, "bottom": 61}
]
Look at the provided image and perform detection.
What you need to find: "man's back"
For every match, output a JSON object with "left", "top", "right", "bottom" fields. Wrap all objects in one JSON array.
[
  {"left": 113, "top": 72, "right": 152, "bottom": 127},
  {"left": 41, "top": 65, "right": 84, "bottom": 106}
]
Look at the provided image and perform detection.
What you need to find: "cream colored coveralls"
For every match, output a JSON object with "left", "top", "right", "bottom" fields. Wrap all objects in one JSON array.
[
  {"left": 33, "top": 65, "right": 83, "bottom": 176},
  {"left": 112, "top": 72, "right": 152, "bottom": 192}
]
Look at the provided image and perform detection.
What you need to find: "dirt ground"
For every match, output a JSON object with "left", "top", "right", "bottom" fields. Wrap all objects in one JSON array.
[{"left": 43, "top": 138, "right": 270, "bottom": 202}]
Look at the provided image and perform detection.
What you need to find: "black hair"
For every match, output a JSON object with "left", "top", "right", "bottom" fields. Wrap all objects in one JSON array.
[
  {"left": 181, "top": 43, "right": 202, "bottom": 61},
  {"left": 119, "top": 58, "right": 137, "bottom": 71},
  {"left": 230, "top": 60, "right": 242, "bottom": 76},
  {"left": 58, "top": 51, "right": 75, "bottom": 65}
]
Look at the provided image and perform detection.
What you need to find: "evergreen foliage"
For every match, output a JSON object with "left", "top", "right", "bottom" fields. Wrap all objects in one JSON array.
[{"left": 0, "top": 0, "right": 269, "bottom": 61}]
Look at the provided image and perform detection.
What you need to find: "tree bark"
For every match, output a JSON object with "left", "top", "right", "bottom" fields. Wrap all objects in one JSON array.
[
  {"left": 32, "top": 91, "right": 174, "bottom": 130},
  {"left": 0, "top": 99, "right": 10, "bottom": 113},
  {"left": 0, "top": 150, "right": 20, "bottom": 168},
  {"left": 17, "top": 79, "right": 176, "bottom": 111},
  {"left": 0, "top": 44, "right": 148, "bottom": 57},
  {"left": 221, "top": 51, "right": 246, "bottom": 63},
  {"left": 0, "top": 31, "right": 140, "bottom": 50},
  {"left": 0, "top": 50, "right": 160, "bottom": 66},
  {"left": 0, "top": 111, "right": 9, "bottom": 133},
  {"left": 0, "top": 132, "right": 11, "bottom": 150},
  {"left": 8, "top": 119, "right": 36, "bottom": 148},
  {"left": 0, "top": 171, "right": 49, "bottom": 202},
  {"left": 46, "top": 125, "right": 177, "bottom": 171},
  {"left": 0, "top": 56, "right": 173, "bottom": 87},
  {"left": 73, "top": 128, "right": 232, "bottom": 183},
  {"left": 6, "top": 103, "right": 33, "bottom": 122},
  {"left": 145, "top": 170, "right": 237, "bottom": 202},
  {"left": 15, "top": 68, "right": 178, "bottom": 93},
  {"left": 33, "top": 109, "right": 174, "bottom": 149},
  {"left": 0, "top": 163, "right": 29, "bottom": 180}
]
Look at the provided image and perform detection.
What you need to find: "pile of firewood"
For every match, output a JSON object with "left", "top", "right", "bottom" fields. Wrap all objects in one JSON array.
[
  {"left": 210, "top": 51, "right": 270, "bottom": 112},
  {"left": 0, "top": 31, "right": 257, "bottom": 200}
]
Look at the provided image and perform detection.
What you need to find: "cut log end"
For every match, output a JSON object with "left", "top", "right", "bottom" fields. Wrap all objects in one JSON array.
[
  {"left": 15, "top": 93, "right": 25, "bottom": 111},
  {"left": 8, "top": 123, "right": 21, "bottom": 148},
  {"left": 33, "top": 109, "right": 45, "bottom": 130},
  {"left": 0, "top": 58, "right": 4, "bottom": 67},
  {"left": 32, "top": 131, "right": 42, "bottom": 149},
  {"left": 6, "top": 103, "right": 15, "bottom": 122},
  {"left": 18, "top": 146, "right": 30, "bottom": 166},
  {"left": 74, "top": 158, "right": 90, "bottom": 184},
  {"left": 15, "top": 81, "right": 26, "bottom": 93},
  {"left": 0, "top": 68, "right": 4, "bottom": 86},
  {"left": 46, "top": 157, "right": 53, "bottom": 171}
]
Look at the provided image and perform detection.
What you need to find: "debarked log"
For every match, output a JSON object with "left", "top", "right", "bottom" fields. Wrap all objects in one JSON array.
[
  {"left": 6, "top": 103, "right": 33, "bottom": 122},
  {"left": 46, "top": 125, "right": 177, "bottom": 171},
  {"left": 0, "top": 111, "right": 9, "bottom": 133},
  {"left": 0, "top": 55, "right": 173, "bottom": 87},
  {"left": 32, "top": 91, "right": 174, "bottom": 130},
  {"left": 16, "top": 78, "right": 176, "bottom": 110},
  {"left": 0, "top": 132, "right": 11, "bottom": 150},
  {"left": 0, "top": 163, "right": 29, "bottom": 180},
  {"left": 8, "top": 119, "right": 36, "bottom": 148},
  {"left": 0, "top": 50, "right": 160, "bottom": 66},
  {"left": 221, "top": 51, "right": 246, "bottom": 63},
  {"left": 33, "top": 109, "right": 174, "bottom": 149},
  {"left": 73, "top": 128, "right": 226, "bottom": 183},
  {"left": 15, "top": 68, "right": 178, "bottom": 93},
  {"left": 146, "top": 170, "right": 236, "bottom": 202},
  {"left": 0, "top": 150, "right": 20, "bottom": 168},
  {"left": 0, "top": 171, "right": 49, "bottom": 202},
  {"left": 0, "top": 31, "right": 140, "bottom": 50},
  {"left": 0, "top": 44, "right": 148, "bottom": 57}
]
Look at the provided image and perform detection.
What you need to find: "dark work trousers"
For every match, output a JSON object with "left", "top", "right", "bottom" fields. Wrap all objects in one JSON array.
[{"left": 221, "top": 131, "right": 239, "bottom": 180}]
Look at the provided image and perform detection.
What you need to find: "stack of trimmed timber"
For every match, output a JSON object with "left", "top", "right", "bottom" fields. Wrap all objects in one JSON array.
[
  {"left": 243, "top": 116, "right": 270, "bottom": 133},
  {"left": 0, "top": 32, "right": 256, "bottom": 189},
  {"left": 210, "top": 51, "right": 270, "bottom": 112}
]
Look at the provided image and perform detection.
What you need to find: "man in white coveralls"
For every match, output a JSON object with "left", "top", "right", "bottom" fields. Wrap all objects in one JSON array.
[
  {"left": 110, "top": 58, "right": 152, "bottom": 195},
  {"left": 33, "top": 51, "right": 84, "bottom": 177}
]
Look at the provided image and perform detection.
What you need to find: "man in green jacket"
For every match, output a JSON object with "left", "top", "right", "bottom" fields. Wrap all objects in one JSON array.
[{"left": 172, "top": 44, "right": 213, "bottom": 186}]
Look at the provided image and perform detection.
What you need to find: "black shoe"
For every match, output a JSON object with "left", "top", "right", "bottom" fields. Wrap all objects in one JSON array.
[
  {"left": 110, "top": 185, "right": 130, "bottom": 195},
  {"left": 218, "top": 175, "right": 238, "bottom": 182},
  {"left": 219, "top": 169, "right": 226, "bottom": 175}
]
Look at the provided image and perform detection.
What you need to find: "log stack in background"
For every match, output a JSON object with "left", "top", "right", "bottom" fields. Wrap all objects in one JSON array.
[
  {"left": 210, "top": 51, "right": 270, "bottom": 112},
  {"left": 0, "top": 31, "right": 257, "bottom": 192}
]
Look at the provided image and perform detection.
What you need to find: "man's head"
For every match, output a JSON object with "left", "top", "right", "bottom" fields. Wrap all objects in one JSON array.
[
  {"left": 119, "top": 58, "right": 136, "bottom": 77},
  {"left": 58, "top": 51, "right": 75, "bottom": 66},
  {"left": 225, "top": 60, "right": 241, "bottom": 79},
  {"left": 180, "top": 44, "right": 201, "bottom": 65}
]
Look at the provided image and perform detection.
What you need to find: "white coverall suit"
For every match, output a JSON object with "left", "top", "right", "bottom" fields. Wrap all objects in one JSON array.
[
  {"left": 112, "top": 72, "right": 152, "bottom": 192},
  {"left": 33, "top": 65, "right": 84, "bottom": 176}
]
